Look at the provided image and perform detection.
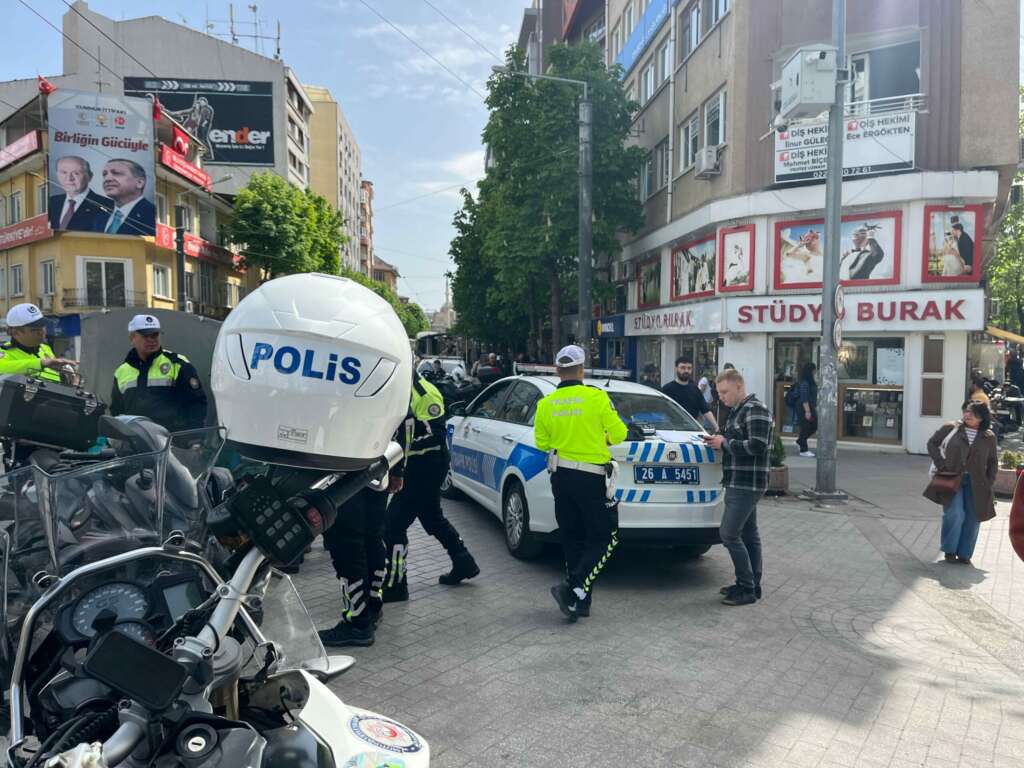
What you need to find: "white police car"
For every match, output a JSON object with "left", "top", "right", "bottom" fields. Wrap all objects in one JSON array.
[{"left": 444, "top": 366, "right": 723, "bottom": 559}]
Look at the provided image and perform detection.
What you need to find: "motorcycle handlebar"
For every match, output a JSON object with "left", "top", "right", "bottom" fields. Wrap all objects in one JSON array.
[{"left": 101, "top": 720, "right": 146, "bottom": 766}]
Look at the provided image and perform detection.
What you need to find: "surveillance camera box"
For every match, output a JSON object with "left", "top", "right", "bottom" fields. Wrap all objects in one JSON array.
[{"left": 780, "top": 46, "right": 838, "bottom": 121}]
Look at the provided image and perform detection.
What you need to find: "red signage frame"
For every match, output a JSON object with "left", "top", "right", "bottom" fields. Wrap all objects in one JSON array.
[
  {"left": 0, "top": 214, "right": 51, "bottom": 251},
  {"left": 159, "top": 143, "right": 212, "bottom": 191}
]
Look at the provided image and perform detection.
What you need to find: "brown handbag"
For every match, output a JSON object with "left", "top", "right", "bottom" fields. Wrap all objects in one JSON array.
[{"left": 923, "top": 471, "right": 962, "bottom": 506}]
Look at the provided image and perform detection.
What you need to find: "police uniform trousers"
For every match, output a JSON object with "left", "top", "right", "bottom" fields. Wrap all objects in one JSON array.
[
  {"left": 384, "top": 450, "right": 469, "bottom": 594},
  {"left": 551, "top": 467, "right": 619, "bottom": 600},
  {"left": 323, "top": 486, "right": 388, "bottom": 628}
]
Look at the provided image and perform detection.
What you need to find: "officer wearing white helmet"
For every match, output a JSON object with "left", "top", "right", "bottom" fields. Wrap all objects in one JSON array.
[
  {"left": 212, "top": 273, "right": 412, "bottom": 645},
  {"left": 110, "top": 314, "right": 207, "bottom": 431},
  {"left": 0, "top": 303, "right": 77, "bottom": 381}
]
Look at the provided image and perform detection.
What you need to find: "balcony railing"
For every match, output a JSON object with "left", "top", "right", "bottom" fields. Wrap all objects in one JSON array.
[
  {"left": 62, "top": 289, "right": 147, "bottom": 309},
  {"left": 844, "top": 93, "right": 927, "bottom": 118}
]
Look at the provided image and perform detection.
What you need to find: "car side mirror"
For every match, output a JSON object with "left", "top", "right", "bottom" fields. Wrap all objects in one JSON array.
[{"left": 450, "top": 402, "right": 467, "bottom": 417}]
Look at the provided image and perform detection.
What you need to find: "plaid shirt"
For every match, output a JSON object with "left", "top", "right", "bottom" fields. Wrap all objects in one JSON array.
[{"left": 720, "top": 393, "right": 774, "bottom": 492}]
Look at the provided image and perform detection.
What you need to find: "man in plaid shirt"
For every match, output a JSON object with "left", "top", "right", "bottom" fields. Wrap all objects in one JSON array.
[{"left": 702, "top": 368, "right": 774, "bottom": 606}]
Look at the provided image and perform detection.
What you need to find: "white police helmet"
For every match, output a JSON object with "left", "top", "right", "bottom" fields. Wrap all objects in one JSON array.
[{"left": 211, "top": 273, "right": 412, "bottom": 471}]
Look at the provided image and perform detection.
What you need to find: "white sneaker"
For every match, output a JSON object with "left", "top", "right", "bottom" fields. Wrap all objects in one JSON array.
[{"left": 799, "top": 451, "right": 816, "bottom": 458}]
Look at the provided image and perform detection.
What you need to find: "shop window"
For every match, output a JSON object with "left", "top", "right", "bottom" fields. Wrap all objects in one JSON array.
[
  {"left": 638, "top": 338, "right": 662, "bottom": 388},
  {"left": 837, "top": 341, "right": 871, "bottom": 382}
]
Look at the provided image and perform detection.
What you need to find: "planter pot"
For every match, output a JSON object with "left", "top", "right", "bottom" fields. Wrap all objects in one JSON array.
[
  {"left": 994, "top": 468, "right": 1019, "bottom": 498},
  {"left": 766, "top": 465, "right": 789, "bottom": 496}
]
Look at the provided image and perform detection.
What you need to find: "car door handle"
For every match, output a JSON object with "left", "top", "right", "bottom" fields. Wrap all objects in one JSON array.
[{"left": 501, "top": 434, "right": 515, "bottom": 443}]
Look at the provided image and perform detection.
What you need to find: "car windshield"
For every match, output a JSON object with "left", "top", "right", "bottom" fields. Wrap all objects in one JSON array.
[
  {"left": 609, "top": 391, "right": 704, "bottom": 432},
  {"left": 418, "top": 360, "right": 463, "bottom": 375}
]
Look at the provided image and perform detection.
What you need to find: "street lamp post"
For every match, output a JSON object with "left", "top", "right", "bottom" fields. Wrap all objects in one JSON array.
[{"left": 491, "top": 65, "right": 593, "bottom": 357}]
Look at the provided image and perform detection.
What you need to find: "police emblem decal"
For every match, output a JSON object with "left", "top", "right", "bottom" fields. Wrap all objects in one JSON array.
[
  {"left": 428, "top": 403, "right": 442, "bottom": 417},
  {"left": 160, "top": 363, "right": 171, "bottom": 375}
]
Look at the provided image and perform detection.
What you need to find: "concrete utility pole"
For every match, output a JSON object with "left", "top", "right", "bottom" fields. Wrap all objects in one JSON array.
[
  {"left": 814, "top": 0, "right": 848, "bottom": 501},
  {"left": 577, "top": 94, "right": 593, "bottom": 355}
]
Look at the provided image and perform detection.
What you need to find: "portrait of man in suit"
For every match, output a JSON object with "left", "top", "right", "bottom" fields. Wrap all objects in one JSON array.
[
  {"left": 48, "top": 155, "right": 114, "bottom": 232},
  {"left": 96, "top": 158, "right": 156, "bottom": 237}
]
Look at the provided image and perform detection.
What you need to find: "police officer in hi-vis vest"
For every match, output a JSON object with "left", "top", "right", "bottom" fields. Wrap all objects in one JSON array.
[
  {"left": 535, "top": 344, "right": 628, "bottom": 622},
  {"left": 383, "top": 372, "right": 479, "bottom": 602},
  {"left": 0, "top": 303, "right": 77, "bottom": 381},
  {"left": 110, "top": 314, "right": 207, "bottom": 431}
]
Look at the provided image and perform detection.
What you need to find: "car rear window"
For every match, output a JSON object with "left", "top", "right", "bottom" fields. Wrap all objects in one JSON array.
[{"left": 609, "top": 392, "right": 703, "bottom": 432}]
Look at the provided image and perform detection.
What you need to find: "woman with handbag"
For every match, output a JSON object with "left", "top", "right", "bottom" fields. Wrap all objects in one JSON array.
[{"left": 926, "top": 401, "right": 998, "bottom": 565}]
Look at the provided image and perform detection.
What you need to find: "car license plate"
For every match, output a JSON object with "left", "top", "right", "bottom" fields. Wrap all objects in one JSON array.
[{"left": 634, "top": 465, "right": 700, "bottom": 485}]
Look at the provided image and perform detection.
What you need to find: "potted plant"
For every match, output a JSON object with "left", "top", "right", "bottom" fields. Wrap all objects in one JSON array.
[
  {"left": 767, "top": 433, "right": 788, "bottom": 495},
  {"left": 995, "top": 450, "right": 1022, "bottom": 498}
]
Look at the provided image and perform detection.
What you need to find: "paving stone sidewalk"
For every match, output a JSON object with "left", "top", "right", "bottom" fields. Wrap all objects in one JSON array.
[{"left": 294, "top": 451, "right": 1024, "bottom": 768}]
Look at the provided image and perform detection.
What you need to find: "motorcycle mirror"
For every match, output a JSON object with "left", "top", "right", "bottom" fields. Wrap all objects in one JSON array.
[{"left": 310, "top": 654, "right": 355, "bottom": 684}]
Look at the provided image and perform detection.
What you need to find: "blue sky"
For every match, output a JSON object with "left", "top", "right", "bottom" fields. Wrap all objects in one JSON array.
[{"left": 4, "top": 0, "right": 524, "bottom": 311}]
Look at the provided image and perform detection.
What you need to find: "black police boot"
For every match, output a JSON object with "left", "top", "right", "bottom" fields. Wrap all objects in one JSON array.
[
  {"left": 438, "top": 552, "right": 480, "bottom": 585},
  {"left": 382, "top": 583, "right": 408, "bottom": 603},
  {"left": 318, "top": 620, "right": 374, "bottom": 647},
  {"left": 550, "top": 583, "right": 578, "bottom": 622},
  {"left": 576, "top": 593, "right": 592, "bottom": 618}
]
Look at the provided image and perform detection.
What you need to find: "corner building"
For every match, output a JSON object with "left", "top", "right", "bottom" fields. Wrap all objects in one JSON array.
[{"left": 599, "top": 0, "right": 1019, "bottom": 453}]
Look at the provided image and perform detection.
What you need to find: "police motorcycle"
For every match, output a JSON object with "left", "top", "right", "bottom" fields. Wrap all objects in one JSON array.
[{"left": 1, "top": 274, "right": 430, "bottom": 768}]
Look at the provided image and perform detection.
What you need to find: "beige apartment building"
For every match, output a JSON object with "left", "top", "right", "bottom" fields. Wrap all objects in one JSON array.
[
  {"left": 305, "top": 85, "right": 363, "bottom": 272},
  {"left": 598, "top": 0, "right": 1018, "bottom": 454}
]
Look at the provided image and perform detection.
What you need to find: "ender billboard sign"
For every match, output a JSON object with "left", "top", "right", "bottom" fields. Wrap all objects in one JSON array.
[
  {"left": 774, "top": 111, "right": 915, "bottom": 183},
  {"left": 124, "top": 78, "right": 275, "bottom": 166}
]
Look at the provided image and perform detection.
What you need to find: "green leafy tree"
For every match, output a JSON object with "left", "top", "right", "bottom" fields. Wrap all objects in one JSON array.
[
  {"left": 341, "top": 267, "right": 430, "bottom": 337},
  {"left": 990, "top": 201, "right": 1024, "bottom": 333},
  {"left": 451, "top": 42, "right": 643, "bottom": 357},
  {"left": 228, "top": 173, "right": 345, "bottom": 278}
]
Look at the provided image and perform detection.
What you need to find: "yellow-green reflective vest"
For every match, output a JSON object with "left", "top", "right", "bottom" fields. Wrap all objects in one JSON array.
[{"left": 0, "top": 342, "right": 60, "bottom": 382}]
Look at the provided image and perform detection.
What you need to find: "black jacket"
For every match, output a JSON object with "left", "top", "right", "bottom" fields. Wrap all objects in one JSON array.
[
  {"left": 110, "top": 348, "right": 208, "bottom": 431},
  {"left": 48, "top": 189, "right": 114, "bottom": 232}
]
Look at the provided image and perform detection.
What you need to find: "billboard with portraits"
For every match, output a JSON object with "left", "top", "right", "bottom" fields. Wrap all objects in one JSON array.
[{"left": 47, "top": 89, "right": 156, "bottom": 237}]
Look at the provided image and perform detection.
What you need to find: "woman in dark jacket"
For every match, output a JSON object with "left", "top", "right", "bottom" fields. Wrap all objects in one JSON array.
[
  {"left": 926, "top": 401, "right": 998, "bottom": 565},
  {"left": 796, "top": 362, "right": 818, "bottom": 457}
]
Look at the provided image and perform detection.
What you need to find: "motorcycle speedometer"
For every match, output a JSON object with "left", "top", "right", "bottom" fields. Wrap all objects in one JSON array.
[{"left": 72, "top": 582, "right": 148, "bottom": 637}]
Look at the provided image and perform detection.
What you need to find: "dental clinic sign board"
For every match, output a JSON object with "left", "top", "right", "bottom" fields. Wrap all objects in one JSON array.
[{"left": 775, "top": 111, "right": 916, "bottom": 183}]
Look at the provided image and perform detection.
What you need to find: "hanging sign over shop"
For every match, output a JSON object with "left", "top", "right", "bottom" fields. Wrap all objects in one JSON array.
[
  {"left": 726, "top": 290, "right": 984, "bottom": 333},
  {"left": 626, "top": 300, "right": 724, "bottom": 337}
]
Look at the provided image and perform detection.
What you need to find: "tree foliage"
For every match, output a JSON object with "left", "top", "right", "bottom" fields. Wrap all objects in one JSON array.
[
  {"left": 450, "top": 42, "right": 644, "bottom": 356},
  {"left": 228, "top": 173, "right": 345, "bottom": 278},
  {"left": 990, "top": 200, "right": 1024, "bottom": 334},
  {"left": 341, "top": 267, "right": 430, "bottom": 338}
]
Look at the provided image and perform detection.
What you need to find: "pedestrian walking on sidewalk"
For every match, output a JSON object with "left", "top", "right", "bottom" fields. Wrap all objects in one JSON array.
[
  {"left": 702, "top": 368, "right": 773, "bottom": 606},
  {"left": 796, "top": 362, "right": 818, "bottom": 457},
  {"left": 535, "top": 345, "right": 628, "bottom": 621},
  {"left": 926, "top": 401, "right": 997, "bottom": 566}
]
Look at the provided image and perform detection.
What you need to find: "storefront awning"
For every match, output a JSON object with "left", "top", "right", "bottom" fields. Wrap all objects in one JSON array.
[{"left": 986, "top": 325, "right": 1024, "bottom": 345}]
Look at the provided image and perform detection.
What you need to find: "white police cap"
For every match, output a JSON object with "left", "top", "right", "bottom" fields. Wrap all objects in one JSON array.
[
  {"left": 128, "top": 314, "right": 161, "bottom": 333},
  {"left": 6, "top": 303, "right": 47, "bottom": 328},
  {"left": 555, "top": 344, "right": 586, "bottom": 368}
]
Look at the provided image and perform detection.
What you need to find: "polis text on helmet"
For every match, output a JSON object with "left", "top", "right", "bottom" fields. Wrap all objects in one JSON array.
[{"left": 250, "top": 342, "right": 361, "bottom": 384}]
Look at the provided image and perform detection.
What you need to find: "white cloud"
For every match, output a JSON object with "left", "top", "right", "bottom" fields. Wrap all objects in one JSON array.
[{"left": 440, "top": 149, "right": 485, "bottom": 181}]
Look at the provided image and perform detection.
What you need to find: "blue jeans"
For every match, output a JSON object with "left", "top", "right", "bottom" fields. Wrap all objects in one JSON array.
[
  {"left": 720, "top": 487, "right": 764, "bottom": 591},
  {"left": 941, "top": 474, "right": 980, "bottom": 559}
]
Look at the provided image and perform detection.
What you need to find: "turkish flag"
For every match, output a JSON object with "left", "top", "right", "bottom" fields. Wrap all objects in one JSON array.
[
  {"left": 152, "top": 96, "right": 163, "bottom": 122},
  {"left": 37, "top": 76, "right": 57, "bottom": 95},
  {"left": 172, "top": 126, "right": 191, "bottom": 156},
  {"left": 1011, "top": 473, "right": 1024, "bottom": 563}
]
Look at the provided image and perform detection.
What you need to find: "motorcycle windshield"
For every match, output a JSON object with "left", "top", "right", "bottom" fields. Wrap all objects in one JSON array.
[
  {"left": 250, "top": 569, "right": 329, "bottom": 675},
  {"left": 0, "top": 427, "right": 224, "bottom": 659}
]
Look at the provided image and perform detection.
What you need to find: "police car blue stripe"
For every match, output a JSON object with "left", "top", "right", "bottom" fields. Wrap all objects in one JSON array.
[
  {"left": 640, "top": 490, "right": 651, "bottom": 502},
  {"left": 628, "top": 441, "right": 639, "bottom": 461},
  {"left": 694, "top": 445, "right": 704, "bottom": 464},
  {"left": 653, "top": 444, "right": 665, "bottom": 463},
  {"left": 709, "top": 490, "right": 718, "bottom": 502},
  {"left": 679, "top": 443, "right": 690, "bottom": 463},
  {"left": 687, "top": 490, "right": 695, "bottom": 503},
  {"left": 625, "top": 489, "right": 637, "bottom": 502},
  {"left": 640, "top": 443, "right": 652, "bottom": 461},
  {"left": 706, "top": 447, "right": 715, "bottom": 462},
  {"left": 698, "top": 490, "right": 707, "bottom": 503},
  {"left": 614, "top": 489, "right": 624, "bottom": 501}
]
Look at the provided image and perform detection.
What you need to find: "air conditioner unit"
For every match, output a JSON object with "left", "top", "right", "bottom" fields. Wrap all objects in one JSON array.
[
  {"left": 695, "top": 147, "right": 720, "bottom": 179},
  {"left": 40, "top": 295, "right": 53, "bottom": 311}
]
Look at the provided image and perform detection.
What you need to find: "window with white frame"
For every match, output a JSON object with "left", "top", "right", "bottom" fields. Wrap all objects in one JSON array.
[
  {"left": 224, "top": 281, "right": 238, "bottom": 308},
  {"left": 84, "top": 259, "right": 127, "bottom": 307},
  {"left": 10, "top": 264, "right": 24, "bottom": 297},
  {"left": 624, "top": 2, "right": 635, "bottom": 36},
  {"left": 9, "top": 192, "right": 22, "bottom": 224},
  {"left": 641, "top": 61, "right": 655, "bottom": 102},
  {"left": 627, "top": 81, "right": 638, "bottom": 107},
  {"left": 37, "top": 183, "right": 47, "bottom": 216},
  {"left": 639, "top": 156, "right": 653, "bottom": 200},
  {"left": 658, "top": 40, "right": 671, "bottom": 85},
  {"left": 704, "top": 0, "right": 729, "bottom": 28},
  {"left": 152, "top": 264, "right": 171, "bottom": 298},
  {"left": 654, "top": 138, "right": 670, "bottom": 190},
  {"left": 689, "top": 4, "right": 701, "bottom": 52},
  {"left": 0, "top": 195, "right": 6, "bottom": 227},
  {"left": 704, "top": 90, "right": 726, "bottom": 147},
  {"left": 156, "top": 193, "right": 167, "bottom": 225},
  {"left": 41, "top": 261, "right": 55, "bottom": 297},
  {"left": 680, "top": 113, "right": 700, "bottom": 170}
]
